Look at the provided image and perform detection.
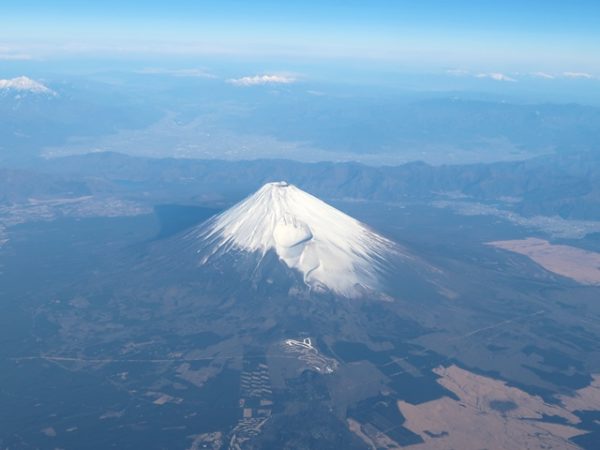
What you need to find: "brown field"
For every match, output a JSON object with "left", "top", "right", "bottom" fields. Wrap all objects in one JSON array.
[
  {"left": 559, "top": 374, "right": 600, "bottom": 412},
  {"left": 488, "top": 237, "right": 600, "bottom": 285},
  {"left": 396, "top": 365, "right": 591, "bottom": 450}
]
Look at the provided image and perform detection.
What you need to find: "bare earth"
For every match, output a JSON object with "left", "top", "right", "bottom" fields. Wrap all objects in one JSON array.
[
  {"left": 396, "top": 365, "right": 591, "bottom": 450},
  {"left": 347, "top": 418, "right": 403, "bottom": 450},
  {"left": 559, "top": 374, "right": 600, "bottom": 412},
  {"left": 487, "top": 238, "right": 600, "bottom": 285}
]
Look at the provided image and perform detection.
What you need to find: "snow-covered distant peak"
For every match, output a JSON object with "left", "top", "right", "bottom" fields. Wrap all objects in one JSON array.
[
  {"left": 196, "top": 181, "right": 395, "bottom": 297},
  {"left": 0, "top": 76, "right": 55, "bottom": 95}
]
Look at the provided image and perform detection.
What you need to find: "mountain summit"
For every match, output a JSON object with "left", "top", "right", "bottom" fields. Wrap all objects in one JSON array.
[
  {"left": 0, "top": 76, "right": 56, "bottom": 95},
  {"left": 192, "top": 181, "right": 395, "bottom": 297}
]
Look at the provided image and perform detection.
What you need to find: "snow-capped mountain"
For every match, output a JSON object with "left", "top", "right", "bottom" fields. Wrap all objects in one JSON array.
[
  {"left": 0, "top": 76, "right": 56, "bottom": 95},
  {"left": 190, "top": 181, "right": 396, "bottom": 298}
]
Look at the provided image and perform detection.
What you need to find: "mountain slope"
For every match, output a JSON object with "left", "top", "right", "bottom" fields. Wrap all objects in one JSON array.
[{"left": 188, "top": 181, "right": 397, "bottom": 297}]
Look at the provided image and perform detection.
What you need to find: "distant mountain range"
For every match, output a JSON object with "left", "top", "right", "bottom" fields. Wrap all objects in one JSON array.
[
  {"left": 0, "top": 168, "right": 91, "bottom": 203},
  {"left": 4, "top": 150, "right": 594, "bottom": 221},
  {"left": 2, "top": 75, "right": 600, "bottom": 165}
]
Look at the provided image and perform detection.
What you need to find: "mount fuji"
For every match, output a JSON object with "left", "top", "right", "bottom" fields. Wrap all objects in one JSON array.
[{"left": 184, "top": 181, "right": 403, "bottom": 298}]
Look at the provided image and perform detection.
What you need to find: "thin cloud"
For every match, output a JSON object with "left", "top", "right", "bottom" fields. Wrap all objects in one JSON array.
[
  {"left": 138, "top": 68, "right": 216, "bottom": 78},
  {"left": 227, "top": 74, "right": 296, "bottom": 87},
  {"left": 475, "top": 72, "right": 517, "bottom": 82},
  {"left": 563, "top": 71, "right": 593, "bottom": 79},
  {"left": 0, "top": 53, "right": 32, "bottom": 60},
  {"left": 531, "top": 72, "right": 555, "bottom": 79},
  {"left": 446, "top": 70, "right": 518, "bottom": 82},
  {"left": 446, "top": 69, "right": 470, "bottom": 76},
  {"left": 0, "top": 76, "right": 56, "bottom": 95},
  {"left": 0, "top": 45, "right": 32, "bottom": 60}
]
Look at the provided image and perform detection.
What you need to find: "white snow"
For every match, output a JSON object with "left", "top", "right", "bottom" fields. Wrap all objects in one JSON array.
[
  {"left": 0, "top": 76, "right": 55, "bottom": 95},
  {"left": 197, "top": 181, "right": 394, "bottom": 297}
]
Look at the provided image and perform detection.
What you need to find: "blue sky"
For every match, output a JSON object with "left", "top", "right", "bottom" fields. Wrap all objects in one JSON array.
[{"left": 2, "top": 0, "right": 600, "bottom": 74}]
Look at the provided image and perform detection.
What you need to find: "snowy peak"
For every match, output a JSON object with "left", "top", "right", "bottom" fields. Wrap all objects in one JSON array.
[
  {"left": 0, "top": 76, "right": 56, "bottom": 95},
  {"left": 196, "top": 181, "right": 395, "bottom": 297}
]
